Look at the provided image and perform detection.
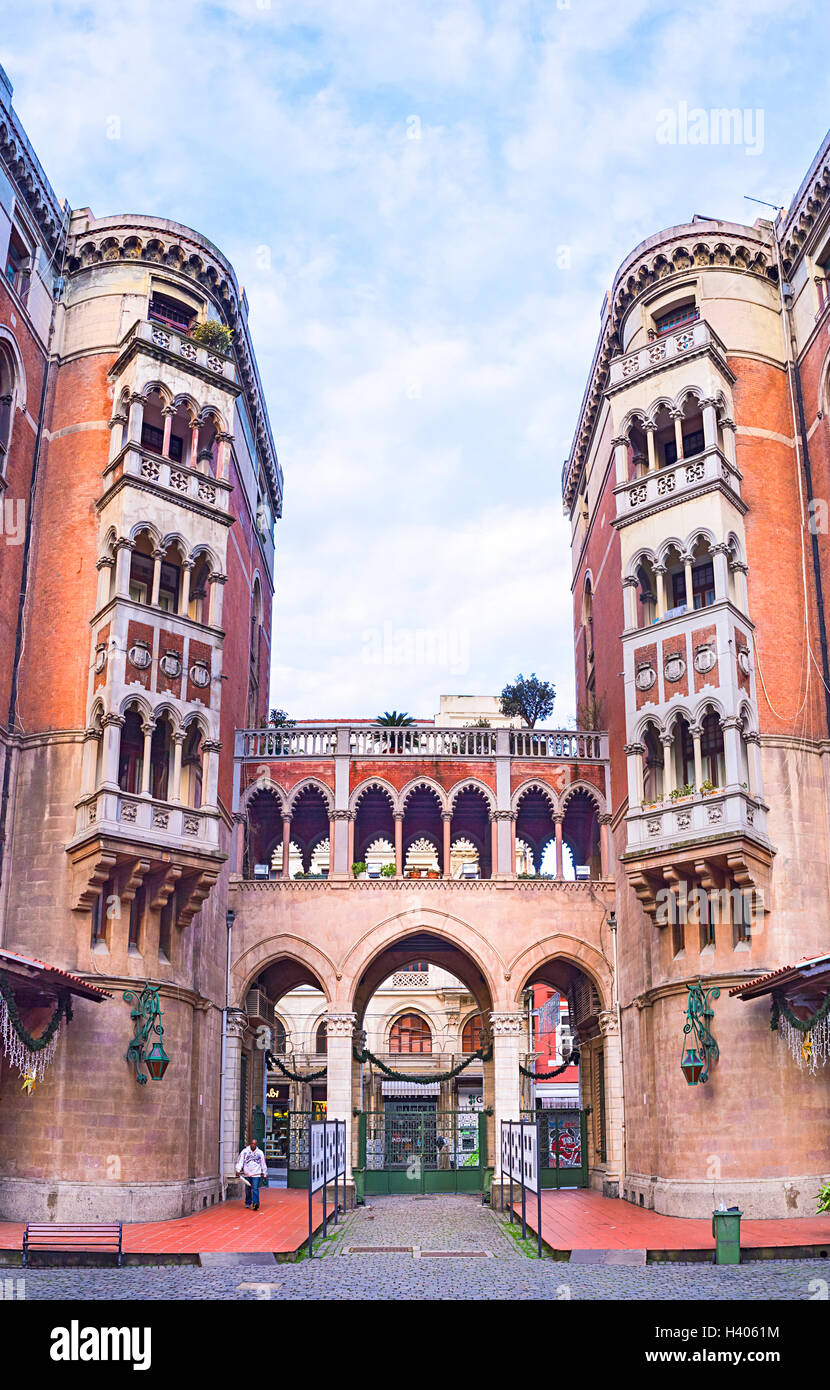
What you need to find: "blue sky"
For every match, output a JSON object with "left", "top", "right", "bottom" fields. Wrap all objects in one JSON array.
[{"left": 4, "top": 0, "right": 828, "bottom": 723}]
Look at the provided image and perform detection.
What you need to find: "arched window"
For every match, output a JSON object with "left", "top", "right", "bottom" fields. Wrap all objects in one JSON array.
[
  {"left": 462, "top": 1014, "right": 484, "bottom": 1053},
  {"left": 315, "top": 1021, "right": 327, "bottom": 1054},
  {"left": 181, "top": 723, "right": 203, "bottom": 809},
  {"left": 0, "top": 341, "right": 17, "bottom": 468},
  {"left": 389, "top": 1014, "right": 432, "bottom": 1054},
  {"left": 118, "top": 708, "right": 144, "bottom": 794}
]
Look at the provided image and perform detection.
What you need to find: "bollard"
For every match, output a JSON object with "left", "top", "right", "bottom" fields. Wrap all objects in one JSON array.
[{"left": 712, "top": 1206, "right": 743, "bottom": 1264}]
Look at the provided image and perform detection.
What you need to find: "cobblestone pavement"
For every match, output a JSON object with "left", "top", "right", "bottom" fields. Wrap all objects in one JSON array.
[{"left": 2, "top": 1196, "right": 828, "bottom": 1300}]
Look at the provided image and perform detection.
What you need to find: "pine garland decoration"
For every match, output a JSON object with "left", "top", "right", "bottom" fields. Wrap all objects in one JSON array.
[
  {"left": 0, "top": 971, "right": 73, "bottom": 1083},
  {"left": 352, "top": 1042, "right": 493, "bottom": 1084},
  {"left": 266, "top": 1051, "right": 327, "bottom": 1082},
  {"left": 519, "top": 1051, "right": 580, "bottom": 1080}
]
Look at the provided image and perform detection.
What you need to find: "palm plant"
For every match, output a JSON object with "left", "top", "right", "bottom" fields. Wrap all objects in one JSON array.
[{"left": 375, "top": 711, "right": 415, "bottom": 726}]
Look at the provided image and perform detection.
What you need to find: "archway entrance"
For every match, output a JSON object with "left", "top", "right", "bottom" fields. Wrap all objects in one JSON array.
[
  {"left": 353, "top": 931, "right": 494, "bottom": 1195},
  {"left": 521, "top": 956, "right": 613, "bottom": 1194}
]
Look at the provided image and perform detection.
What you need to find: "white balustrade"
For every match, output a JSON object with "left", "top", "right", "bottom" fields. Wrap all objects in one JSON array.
[{"left": 614, "top": 446, "right": 741, "bottom": 521}]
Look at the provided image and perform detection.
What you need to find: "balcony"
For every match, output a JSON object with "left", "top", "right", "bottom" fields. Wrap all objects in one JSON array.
[
  {"left": 103, "top": 446, "right": 233, "bottom": 518},
  {"left": 627, "top": 785, "right": 766, "bottom": 853},
  {"left": 608, "top": 318, "right": 730, "bottom": 392},
  {"left": 72, "top": 786, "right": 221, "bottom": 851},
  {"left": 116, "top": 318, "right": 237, "bottom": 386},
  {"left": 614, "top": 446, "right": 743, "bottom": 525},
  {"left": 237, "top": 724, "right": 609, "bottom": 762}
]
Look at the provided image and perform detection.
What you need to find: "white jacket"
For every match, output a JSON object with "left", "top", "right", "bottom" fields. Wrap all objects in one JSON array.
[{"left": 236, "top": 1145, "right": 267, "bottom": 1178}]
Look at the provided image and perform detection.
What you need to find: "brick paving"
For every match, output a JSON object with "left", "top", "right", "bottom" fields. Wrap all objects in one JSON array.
[
  {"left": 2, "top": 1196, "right": 829, "bottom": 1299},
  {"left": 507, "top": 1190, "right": 830, "bottom": 1254}
]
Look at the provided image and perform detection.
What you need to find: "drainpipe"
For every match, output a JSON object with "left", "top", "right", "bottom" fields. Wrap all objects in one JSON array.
[
  {"left": 218, "top": 908, "right": 235, "bottom": 1201},
  {"left": 609, "top": 911, "right": 626, "bottom": 1200}
]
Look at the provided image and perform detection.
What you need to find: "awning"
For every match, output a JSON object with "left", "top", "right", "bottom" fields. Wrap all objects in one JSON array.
[
  {"left": 0, "top": 948, "right": 111, "bottom": 1001},
  {"left": 381, "top": 1080, "right": 440, "bottom": 1097},
  {"left": 729, "top": 953, "right": 830, "bottom": 1001}
]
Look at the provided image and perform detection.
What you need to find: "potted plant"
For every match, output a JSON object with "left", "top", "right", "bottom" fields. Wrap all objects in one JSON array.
[
  {"left": 380, "top": 863, "right": 396, "bottom": 878},
  {"left": 426, "top": 869, "right": 440, "bottom": 879},
  {"left": 191, "top": 320, "right": 233, "bottom": 354},
  {"left": 352, "top": 861, "right": 368, "bottom": 879},
  {"left": 405, "top": 867, "right": 422, "bottom": 879},
  {"left": 699, "top": 778, "right": 717, "bottom": 796},
  {"left": 669, "top": 783, "right": 695, "bottom": 802}
]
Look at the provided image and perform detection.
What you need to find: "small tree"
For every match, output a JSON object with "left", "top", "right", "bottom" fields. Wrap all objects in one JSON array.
[
  {"left": 464, "top": 718, "right": 491, "bottom": 728},
  {"left": 376, "top": 711, "right": 415, "bottom": 726},
  {"left": 269, "top": 708, "right": 296, "bottom": 728},
  {"left": 499, "top": 673, "right": 556, "bottom": 728},
  {"left": 192, "top": 320, "right": 233, "bottom": 354}
]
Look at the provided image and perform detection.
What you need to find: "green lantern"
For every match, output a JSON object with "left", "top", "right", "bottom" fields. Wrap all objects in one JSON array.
[
  {"left": 681, "top": 980, "right": 720, "bottom": 1085},
  {"left": 143, "top": 1039, "right": 170, "bottom": 1081},
  {"left": 124, "top": 983, "right": 170, "bottom": 1084}
]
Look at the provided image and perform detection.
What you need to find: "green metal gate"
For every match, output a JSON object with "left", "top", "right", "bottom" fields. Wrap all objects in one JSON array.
[
  {"left": 522, "top": 1108, "right": 589, "bottom": 1189},
  {"left": 359, "top": 1108, "right": 487, "bottom": 1195}
]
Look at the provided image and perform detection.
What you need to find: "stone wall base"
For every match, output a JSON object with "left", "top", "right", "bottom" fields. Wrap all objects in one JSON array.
[
  {"left": 0, "top": 1176, "right": 222, "bottom": 1224},
  {"left": 626, "top": 1172, "right": 829, "bottom": 1220}
]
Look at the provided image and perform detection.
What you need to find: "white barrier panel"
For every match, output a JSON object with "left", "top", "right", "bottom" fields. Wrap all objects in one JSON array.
[
  {"left": 336, "top": 1121, "right": 346, "bottom": 1178},
  {"left": 521, "top": 1122, "right": 538, "bottom": 1195},
  {"left": 510, "top": 1123, "right": 523, "bottom": 1184},
  {"left": 501, "top": 1121, "right": 511, "bottom": 1180},
  {"left": 310, "top": 1122, "right": 326, "bottom": 1194}
]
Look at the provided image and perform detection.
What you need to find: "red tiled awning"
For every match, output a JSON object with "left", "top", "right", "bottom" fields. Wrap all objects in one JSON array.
[
  {"left": 0, "top": 947, "right": 110, "bottom": 1001},
  {"left": 729, "top": 953, "right": 830, "bottom": 1000}
]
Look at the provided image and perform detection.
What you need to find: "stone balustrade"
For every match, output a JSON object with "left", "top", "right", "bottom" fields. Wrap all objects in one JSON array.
[{"left": 614, "top": 445, "right": 741, "bottom": 522}]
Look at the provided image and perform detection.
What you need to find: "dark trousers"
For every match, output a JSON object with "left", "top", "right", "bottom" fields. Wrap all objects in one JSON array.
[{"left": 245, "top": 1175, "right": 261, "bottom": 1208}]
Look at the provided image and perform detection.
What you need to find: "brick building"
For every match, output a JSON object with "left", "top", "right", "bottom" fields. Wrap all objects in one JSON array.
[
  {"left": 1, "top": 59, "right": 828, "bottom": 1224},
  {"left": 564, "top": 137, "right": 830, "bottom": 1215}
]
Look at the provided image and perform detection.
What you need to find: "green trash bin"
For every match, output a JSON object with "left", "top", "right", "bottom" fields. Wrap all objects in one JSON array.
[
  {"left": 353, "top": 1168, "right": 365, "bottom": 1205},
  {"left": 712, "top": 1206, "right": 742, "bottom": 1264}
]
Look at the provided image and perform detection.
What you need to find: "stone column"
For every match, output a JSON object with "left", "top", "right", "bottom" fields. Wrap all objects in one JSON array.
[
  {"left": 189, "top": 422, "right": 200, "bottom": 470},
  {"left": 720, "top": 716, "right": 743, "bottom": 788},
  {"left": 653, "top": 564, "right": 666, "bottom": 619},
  {"left": 645, "top": 423, "right": 657, "bottom": 472},
  {"left": 348, "top": 814, "right": 355, "bottom": 870},
  {"left": 100, "top": 713, "right": 124, "bottom": 789},
  {"left": 701, "top": 397, "right": 718, "bottom": 449},
  {"left": 746, "top": 732, "right": 763, "bottom": 797},
  {"left": 722, "top": 417, "right": 737, "bottom": 467},
  {"left": 597, "top": 1010, "right": 623, "bottom": 1196},
  {"left": 140, "top": 721, "right": 155, "bottom": 796},
  {"left": 690, "top": 724, "right": 704, "bottom": 789},
  {"left": 612, "top": 435, "right": 629, "bottom": 484},
  {"left": 161, "top": 405, "right": 175, "bottom": 458},
  {"left": 490, "top": 1012, "right": 525, "bottom": 1185},
  {"left": 216, "top": 431, "right": 233, "bottom": 481},
  {"left": 625, "top": 742, "right": 644, "bottom": 807},
  {"left": 171, "top": 730, "right": 185, "bottom": 801},
  {"left": 325, "top": 1013, "right": 356, "bottom": 1182},
  {"left": 672, "top": 410, "right": 684, "bottom": 461},
  {"left": 489, "top": 813, "right": 498, "bottom": 879},
  {"left": 208, "top": 573, "right": 227, "bottom": 628},
  {"left": 232, "top": 812, "right": 246, "bottom": 875},
  {"left": 442, "top": 812, "right": 452, "bottom": 877},
  {"left": 491, "top": 809, "right": 515, "bottom": 877},
  {"left": 281, "top": 815, "right": 291, "bottom": 878},
  {"left": 712, "top": 542, "right": 730, "bottom": 601},
  {"left": 96, "top": 556, "right": 114, "bottom": 609},
  {"left": 731, "top": 561, "right": 749, "bottom": 612},
  {"left": 660, "top": 733, "right": 675, "bottom": 797},
  {"left": 598, "top": 814, "right": 611, "bottom": 877},
  {"left": 683, "top": 557, "right": 694, "bottom": 611},
  {"left": 180, "top": 559, "right": 193, "bottom": 617},
  {"left": 623, "top": 576, "right": 639, "bottom": 630},
  {"left": 127, "top": 393, "right": 144, "bottom": 446},
  {"left": 150, "top": 549, "right": 163, "bottom": 607},
  {"left": 80, "top": 727, "right": 101, "bottom": 796},
  {"left": 223, "top": 1008, "right": 248, "bottom": 1181},
  {"left": 394, "top": 813, "right": 403, "bottom": 876},
  {"left": 554, "top": 815, "right": 564, "bottom": 878},
  {"left": 330, "top": 810, "right": 352, "bottom": 879},
  {"left": 113, "top": 539, "right": 134, "bottom": 598},
  {"left": 108, "top": 411, "right": 128, "bottom": 462},
  {"left": 201, "top": 739, "right": 221, "bottom": 811}
]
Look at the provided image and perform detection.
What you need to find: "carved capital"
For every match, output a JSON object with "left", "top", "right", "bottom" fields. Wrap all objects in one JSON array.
[
  {"left": 488, "top": 1011, "right": 525, "bottom": 1037},
  {"left": 598, "top": 1009, "right": 619, "bottom": 1037},
  {"left": 330, "top": 808, "right": 353, "bottom": 821},
  {"left": 226, "top": 1008, "right": 248, "bottom": 1041},
  {"left": 325, "top": 1012, "right": 357, "bottom": 1038}
]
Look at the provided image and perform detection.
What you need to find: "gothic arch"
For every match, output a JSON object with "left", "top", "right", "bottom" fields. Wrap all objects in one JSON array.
[
  {"left": 447, "top": 778, "right": 496, "bottom": 813},
  {"left": 511, "top": 779, "right": 560, "bottom": 815},
  {"left": 399, "top": 776, "right": 448, "bottom": 814},
  {"left": 287, "top": 777, "right": 334, "bottom": 815}
]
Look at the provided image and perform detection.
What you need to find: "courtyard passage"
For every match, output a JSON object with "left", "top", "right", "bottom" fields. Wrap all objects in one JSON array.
[{"left": 3, "top": 1196, "right": 830, "bottom": 1301}]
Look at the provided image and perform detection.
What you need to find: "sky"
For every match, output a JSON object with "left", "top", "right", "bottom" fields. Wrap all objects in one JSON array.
[{"left": 3, "top": 0, "right": 828, "bottom": 724}]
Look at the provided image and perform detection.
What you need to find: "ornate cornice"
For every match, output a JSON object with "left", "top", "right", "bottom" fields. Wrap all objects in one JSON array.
[
  {"left": 563, "top": 225, "right": 775, "bottom": 511},
  {"left": 0, "top": 97, "right": 66, "bottom": 258}
]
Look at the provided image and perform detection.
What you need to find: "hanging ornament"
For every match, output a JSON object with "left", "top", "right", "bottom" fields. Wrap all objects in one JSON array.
[
  {"left": 771, "top": 989, "right": 830, "bottom": 1074},
  {"left": 0, "top": 973, "right": 73, "bottom": 1086},
  {"left": 802, "top": 1032, "right": 813, "bottom": 1066}
]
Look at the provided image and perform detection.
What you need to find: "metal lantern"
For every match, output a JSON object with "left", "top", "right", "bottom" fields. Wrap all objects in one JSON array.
[
  {"left": 143, "top": 1039, "right": 170, "bottom": 1082},
  {"left": 123, "top": 983, "right": 170, "bottom": 1084},
  {"left": 681, "top": 980, "right": 720, "bottom": 1085}
]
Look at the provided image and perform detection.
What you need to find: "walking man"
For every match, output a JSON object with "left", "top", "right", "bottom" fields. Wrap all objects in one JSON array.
[{"left": 236, "top": 1136, "right": 268, "bottom": 1210}]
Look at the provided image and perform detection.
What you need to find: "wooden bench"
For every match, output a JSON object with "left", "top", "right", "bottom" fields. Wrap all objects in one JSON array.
[{"left": 22, "top": 1222, "right": 123, "bottom": 1267}]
